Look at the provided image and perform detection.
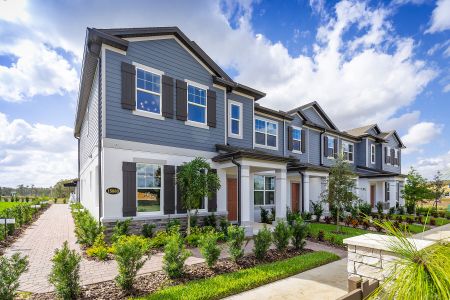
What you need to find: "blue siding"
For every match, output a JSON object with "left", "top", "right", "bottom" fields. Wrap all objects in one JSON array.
[
  {"left": 356, "top": 140, "right": 366, "bottom": 167},
  {"left": 254, "top": 113, "right": 284, "bottom": 156},
  {"left": 367, "top": 139, "right": 378, "bottom": 169},
  {"left": 227, "top": 93, "right": 253, "bottom": 149},
  {"left": 286, "top": 115, "right": 308, "bottom": 162},
  {"left": 322, "top": 135, "right": 356, "bottom": 169},
  {"left": 308, "top": 129, "right": 321, "bottom": 165},
  {"left": 104, "top": 39, "right": 224, "bottom": 152},
  {"left": 382, "top": 136, "right": 401, "bottom": 173},
  {"left": 80, "top": 64, "right": 99, "bottom": 168},
  {"left": 303, "top": 107, "right": 330, "bottom": 128}
]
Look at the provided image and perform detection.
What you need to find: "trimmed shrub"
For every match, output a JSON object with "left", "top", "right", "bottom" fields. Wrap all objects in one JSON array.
[
  {"left": 291, "top": 217, "right": 309, "bottom": 250},
  {"left": 166, "top": 219, "right": 181, "bottom": 231},
  {"left": 0, "top": 253, "right": 28, "bottom": 300},
  {"left": 219, "top": 218, "right": 230, "bottom": 237},
  {"left": 272, "top": 221, "right": 291, "bottom": 252},
  {"left": 376, "top": 202, "right": 384, "bottom": 214},
  {"left": 204, "top": 213, "right": 217, "bottom": 228},
  {"left": 430, "top": 218, "right": 436, "bottom": 226},
  {"left": 301, "top": 211, "right": 312, "bottom": 221},
  {"left": 86, "top": 233, "right": 109, "bottom": 261},
  {"left": 227, "top": 225, "right": 245, "bottom": 262},
  {"left": 149, "top": 230, "right": 171, "bottom": 249},
  {"left": 111, "top": 218, "right": 132, "bottom": 243},
  {"left": 324, "top": 216, "right": 332, "bottom": 224},
  {"left": 253, "top": 225, "right": 272, "bottom": 260},
  {"left": 199, "top": 232, "right": 221, "bottom": 268},
  {"left": 114, "top": 235, "right": 150, "bottom": 292},
  {"left": 317, "top": 230, "right": 325, "bottom": 241},
  {"left": 260, "top": 207, "right": 270, "bottom": 224},
  {"left": 406, "top": 216, "right": 414, "bottom": 224},
  {"left": 185, "top": 226, "right": 204, "bottom": 247},
  {"left": 398, "top": 206, "right": 405, "bottom": 215},
  {"left": 311, "top": 202, "right": 324, "bottom": 222},
  {"left": 270, "top": 208, "right": 276, "bottom": 222},
  {"left": 72, "top": 210, "right": 102, "bottom": 247},
  {"left": 49, "top": 241, "right": 81, "bottom": 300},
  {"left": 163, "top": 232, "right": 191, "bottom": 278},
  {"left": 142, "top": 223, "right": 156, "bottom": 238}
]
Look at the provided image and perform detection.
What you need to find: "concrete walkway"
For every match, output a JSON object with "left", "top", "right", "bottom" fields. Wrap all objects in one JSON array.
[
  {"left": 225, "top": 258, "right": 348, "bottom": 300},
  {"left": 4, "top": 204, "right": 346, "bottom": 294}
]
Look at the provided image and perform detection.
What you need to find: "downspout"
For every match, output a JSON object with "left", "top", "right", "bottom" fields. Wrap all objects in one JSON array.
[
  {"left": 231, "top": 157, "right": 242, "bottom": 226},
  {"left": 319, "top": 130, "right": 325, "bottom": 166},
  {"left": 97, "top": 57, "right": 102, "bottom": 223},
  {"left": 300, "top": 172, "right": 304, "bottom": 212}
]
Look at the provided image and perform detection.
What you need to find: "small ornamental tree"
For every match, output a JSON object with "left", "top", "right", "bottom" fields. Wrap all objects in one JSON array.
[
  {"left": 402, "top": 167, "right": 431, "bottom": 214},
  {"left": 321, "top": 156, "right": 358, "bottom": 233},
  {"left": 177, "top": 157, "right": 221, "bottom": 235},
  {"left": 430, "top": 171, "right": 446, "bottom": 211}
]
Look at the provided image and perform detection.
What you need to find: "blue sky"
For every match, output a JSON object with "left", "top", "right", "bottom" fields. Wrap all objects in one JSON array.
[{"left": 0, "top": 0, "right": 449, "bottom": 187}]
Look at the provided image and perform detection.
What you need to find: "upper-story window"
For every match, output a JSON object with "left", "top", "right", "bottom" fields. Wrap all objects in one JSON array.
[
  {"left": 326, "top": 136, "right": 336, "bottom": 158},
  {"left": 255, "top": 117, "right": 277, "bottom": 149},
  {"left": 394, "top": 149, "right": 399, "bottom": 166},
  {"left": 292, "top": 127, "right": 302, "bottom": 152},
  {"left": 228, "top": 100, "right": 243, "bottom": 138},
  {"left": 136, "top": 68, "right": 162, "bottom": 114},
  {"left": 187, "top": 84, "right": 207, "bottom": 124},
  {"left": 371, "top": 144, "right": 376, "bottom": 164},
  {"left": 342, "top": 141, "right": 354, "bottom": 162}
]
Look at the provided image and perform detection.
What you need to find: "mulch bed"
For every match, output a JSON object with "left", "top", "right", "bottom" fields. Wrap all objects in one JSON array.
[
  {"left": 31, "top": 247, "right": 312, "bottom": 300},
  {"left": 0, "top": 205, "right": 50, "bottom": 256}
]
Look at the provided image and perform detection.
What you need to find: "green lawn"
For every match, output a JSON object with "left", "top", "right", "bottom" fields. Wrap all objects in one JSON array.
[
  {"left": 308, "top": 223, "right": 371, "bottom": 246},
  {"left": 408, "top": 224, "right": 430, "bottom": 234},
  {"left": 138, "top": 251, "right": 339, "bottom": 300}
]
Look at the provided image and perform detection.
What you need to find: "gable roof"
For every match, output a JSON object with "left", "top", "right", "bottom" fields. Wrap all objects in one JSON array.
[
  {"left": 345, "top": 124, "right": 381, "bottom": 137},
  {"left": 254, "top": 103, "right": 294, "bottom": 120},
  {"left": 286, "top": 101, "right": 338, "bottom": 130},
  {"left": 74, "top": 26, "right": 265, "bottom": 137},
  {"left": 379, "top": 130, "right": 406, "bottom": 148}
]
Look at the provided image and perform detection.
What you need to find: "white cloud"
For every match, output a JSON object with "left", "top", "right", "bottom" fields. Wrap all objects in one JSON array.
[
  {"left": 0, "top": 113, "right": 77, "bottom": 187},
  {"left": 0, "top": 0, "right": 29, "bottom": 24},
  {"left": 0, "top": 40, "right": 78, "bottom": 102},
  {"left": 410, "top": 150, "right": 450, "bottom": 179},
  {"left": 444, "top": 83, "right": 450, "bottom": 93},
  {"left": 426, "top": 0, "right": 450, "bottom": 33},
  {"left": 402, "top": 122, "right": 444, "bottom": 154},
  {"left": 383, "top": 110, "right": 420, "bottom": 134}
]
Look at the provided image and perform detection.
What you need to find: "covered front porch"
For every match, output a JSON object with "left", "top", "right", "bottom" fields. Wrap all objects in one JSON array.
[{"left": 358, "top": 176, "right": 405, "bottom": 211}]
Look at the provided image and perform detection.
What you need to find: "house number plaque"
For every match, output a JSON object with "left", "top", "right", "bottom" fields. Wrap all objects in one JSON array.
[{"left": 106, "top": 187, "right": 120, "bottom": 195}]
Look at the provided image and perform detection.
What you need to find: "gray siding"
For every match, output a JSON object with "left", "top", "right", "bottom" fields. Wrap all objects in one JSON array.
[
  {"left": 367, "top": 139, "right": 378, "bottom": 169},
  {"left": 303, "top": 107, "right": 330, "bottom": 128},
  {"left": 382, "top": 135, "right": 401, "bottom": 173},
  {"left": 367, "top": 128, "right": 378, "bottom": 136},
  {"left": 253, "top": 113, "right": 284, "bottom": 156},
  {"left": 80, "top": 64, "right": 99, "bottom": 168},
  {"left": 104, "top": 39, "right": 224, "bottom": 152},
  {"left": 322, "top": 135, "right": 356, "bottom": 169},
  {"left": 356, "top": 140, "right": 366, "bottom": 167},
  {"left": 226, "top": 93, "right": 253, "bottom": 149},
  {"left": 285, "top": 115, "right": 308, "bottom": 162},
  {"left": 308, "top": 129, "right": 321, "bottom": 165}
]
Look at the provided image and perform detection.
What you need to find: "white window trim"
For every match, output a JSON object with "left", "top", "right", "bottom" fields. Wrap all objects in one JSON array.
[
  {"left": 185, "top": 80, "right": 209, "bottom": 127},
  {"left": 394, "top": 149, "right": 399, "bottom": 166},
  {"left": 386, "top": 146, "right": 391, "bottom": 165},
  {"left": 134, "top": 63, "right": 164, "bottom": 119},
  {"left": 254, "top": 175, "right": 276, "bottom": 206},
  {"left": 371, "top": 144, "right": 376, "bottom": 164},
  {"left": 292, "top": 126, "right": 302, "bottom": 154},
  {"left": 136, "top": 163, "right": 164, "bottom": 216},
  {"left": 326, "top": 136, "right": 336, "bottom": 159},
  {"left": 342, "top": 141, "right": 354, "bottom": 163},
  {"left": 228, "top": 100, "right": 243, "bottom": 139},
  {"left": 254, "top": 116, "right": 278, "bottom": 150}
]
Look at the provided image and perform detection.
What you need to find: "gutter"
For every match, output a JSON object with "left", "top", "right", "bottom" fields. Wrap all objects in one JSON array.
[
  {"left": 319, "top": 129, "right": 325, "bottom": 166},
  {"left": 97, "top": 56, "right": 103, "bottom": 223},
  {"left": 77, "top": 137, "right": 81, "bottom": 202},
  {"left": 231, "top": 157, "right": 242, "bottom": 226}
]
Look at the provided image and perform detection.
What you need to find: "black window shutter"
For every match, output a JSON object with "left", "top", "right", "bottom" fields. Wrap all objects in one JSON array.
[
  {"left": 208, "top": 169, "right": 217, "bottom": 212},
  {"left": 301, "top": 129, "right": 306, "bottom": 153},
  {"left": 207, "top": 90, "right": 216, "bottom": 128},
  {"left": 121, "top": 62, "right": 136, "bottom": 110},
  {"left": 163, "top": 165, "right": 176, "bottom": 214},
  {"left": 323, "top": 136, "right": 328, "bottom": 157},
  {"left": 122, "top": 162, "right": 137, "bottom": 217},
  {"left": 161, "top": 75, "right": 174, "bottom": 118},
  {"left": 385, "top": 182, "right": 389, "bottom": 201},
  {"left": 287, "top": 126, "right": 293, "bottom": 151},
  {"left": 333, "top": 138, "right": 338, "bottom": 158},
  {"left": 176, "top": 80, "right": 187, "bottom": 121},
  {"left": 390, "top": 148, "right": 395, "bottom": 165},
  {"left": 384, "top": 147, "right": 389, "bottom": 164},
  {"left": 176, "top": 166, "right": 187, "bottom": 213}
]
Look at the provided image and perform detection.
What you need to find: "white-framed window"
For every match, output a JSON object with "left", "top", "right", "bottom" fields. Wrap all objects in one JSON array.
[
  {"left": 394, "top": 149, "right": 399, "bottom": 166},
  {"left": 292, "top": 127, "right": 302, "bottom": 152},
  {"left": 342, "top": 141, "right": 354, "bottom": 162},
  {"left": 327, "top": 136, "right": 336, "bottom": 158},
  {"left": 371, "top": 144, "right": 376, "bottom": 164},
  {"left": 187, "top": 83, "right": 207, "bottom": 124},
  {"left": 254, "top": 175, "right": 275, "bottom": 205},
  {"left": 136, "top": 163, "right": 162, "bottom": 213},
  {"left": 385, "top": 182, "right": 390, "bottom": 201},
  {"left": 136, "top": 67, "right": 162, "bottom": 115},
  {"left": 386, "top": 146, "right": 391, "bottom": 165},
  {"left": 228, "top": 100, "right": 243, "bottom": 138},
  {"left": 255, "top": 117, "right": 278, "bottom": 149}
]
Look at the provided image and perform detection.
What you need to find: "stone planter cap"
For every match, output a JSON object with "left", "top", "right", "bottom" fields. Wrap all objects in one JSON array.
[{"left": 343, "top": 233, "right": 435, "bottom": 251}]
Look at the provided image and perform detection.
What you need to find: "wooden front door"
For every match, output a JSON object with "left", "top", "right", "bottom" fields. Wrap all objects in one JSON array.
[
  {"left": 227, "top": 178, "right": 238, "bottom": 222},
  {"left": 370, "top": 185, "right": 376, "bottom": 208},
  {"left": 291, "top": 182, "right": 300, "bottom": 213}
]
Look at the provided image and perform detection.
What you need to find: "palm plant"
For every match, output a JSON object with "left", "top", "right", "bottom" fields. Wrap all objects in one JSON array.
[
  {"left": 177, "top": 157, "right": 221, "bottom": 235},
  {"left": 367, "top": 219, "right": 450, "bottom": 299}
]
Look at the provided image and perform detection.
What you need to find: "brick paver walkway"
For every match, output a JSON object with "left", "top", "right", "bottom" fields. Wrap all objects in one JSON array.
[{"left": 4, "top": 204, "right": 346, "bottom": 294}]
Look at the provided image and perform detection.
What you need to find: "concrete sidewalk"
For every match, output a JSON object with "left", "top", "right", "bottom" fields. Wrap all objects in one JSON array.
[{"left": 225, "top": 258, "right": 348, "bottom": 300}]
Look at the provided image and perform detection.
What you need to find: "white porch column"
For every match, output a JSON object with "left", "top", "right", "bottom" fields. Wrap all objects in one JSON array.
[
  {"left": 275, "top": 169, "right": 287, "bottom": 219},
  {"left": 390, "top": 180, "right": 397, "bottom": 208},
  {"left": 303, "top": 174, "right": 310, "bottom": 212},
  {"left": 240, "top": 165, "right": 252, "bottom": 224},
  {"left": 217, "top": 168, "right": 227, "bottom": 213}
]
